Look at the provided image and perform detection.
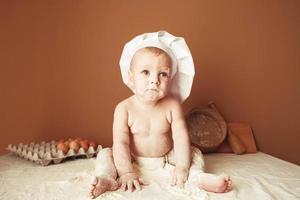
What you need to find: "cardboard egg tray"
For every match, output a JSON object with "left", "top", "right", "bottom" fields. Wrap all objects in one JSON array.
[{"left": 6, "top": 141, "right": 102, "bottom": 166}]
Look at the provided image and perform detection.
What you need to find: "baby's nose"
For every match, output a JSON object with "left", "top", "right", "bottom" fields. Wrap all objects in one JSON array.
[
  {"left": 149, "top": 75, "right": 159, "bottom": 85},
  {"left": 150, "top": 79, "right": 159, "bottom": 84}
]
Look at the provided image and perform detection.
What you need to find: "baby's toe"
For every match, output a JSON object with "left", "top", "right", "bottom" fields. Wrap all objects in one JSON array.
[
  {"left": 225, "top": 187, "right": 231, "bottom": 192},
  {"left": 225, "top": 180, "right": 232, "bottom": 192},
  {"left": 89, "top": 192, "right": 95, "bottom": 199},
  {"left": 221, "top": 174, "right": 230, "bottom": 181},
  {"left": 89, "top": 178, "right": 98, "bottom": 199},
  {"left": 90, "top": 176, "right": 98, "bottom": 185},
  {"left": 228, "top": 179, "right": 232, "bottom": 186},
  {"left": 90, "top": 184, "right": 96, "bottom": 190}
]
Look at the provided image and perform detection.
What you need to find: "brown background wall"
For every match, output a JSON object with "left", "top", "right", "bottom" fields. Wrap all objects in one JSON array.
[{"left": 1, "top": 0, "right": 299, "bottom": 164}]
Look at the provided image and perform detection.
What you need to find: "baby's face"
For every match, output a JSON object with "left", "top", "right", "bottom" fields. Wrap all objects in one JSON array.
[{"left": 129, "top": 49, "right": 172, "bottom": 103}]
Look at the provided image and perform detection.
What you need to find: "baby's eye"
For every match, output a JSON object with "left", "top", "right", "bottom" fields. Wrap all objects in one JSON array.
[
  {"left": 141, "top": 70, "right": 149, "bottom": 75},
  {"left": 159, "top": 72, "right": 169, "bottom": 78}
]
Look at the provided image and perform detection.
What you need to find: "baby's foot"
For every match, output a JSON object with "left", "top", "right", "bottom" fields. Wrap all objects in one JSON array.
[
  {"left": 199, "top": 174, "right": 232, "bottom": 193},
  {"left": 89, "top": 176, "right": 119, "bottom": 199}
]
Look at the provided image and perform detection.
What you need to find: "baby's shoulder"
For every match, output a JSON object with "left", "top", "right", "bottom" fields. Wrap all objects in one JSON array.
[
  {"left": 161, "top": 96, "right": 181, "bottom": 109},
  {"left": 114, "top": 96, "right": 134, "bottom": 113}
]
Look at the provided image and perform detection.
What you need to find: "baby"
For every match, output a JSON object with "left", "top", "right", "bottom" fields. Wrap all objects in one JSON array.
[{"left": 89, "top": 31, "right": 231, "bottom": 199}]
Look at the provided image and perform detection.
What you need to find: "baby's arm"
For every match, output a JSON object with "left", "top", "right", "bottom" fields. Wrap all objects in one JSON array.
[
  {"left": 112, "top": 102, "right": 142, "bottom": 191},
  {"left": 170, "top": 99, "right": 191, "bottom": 187}
]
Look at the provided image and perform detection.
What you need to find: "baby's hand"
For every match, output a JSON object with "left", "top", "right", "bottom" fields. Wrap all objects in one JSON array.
[
  {"left": 118, "top": 172, "right": 143, "bottom": 192},
  {"left": 171, "top": 167, "right": 189, "bottom": 188}
]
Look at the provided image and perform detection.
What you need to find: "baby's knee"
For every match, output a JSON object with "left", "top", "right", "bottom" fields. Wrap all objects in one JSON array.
[
  {"left": 96, "top": 147, "right": 113, "bottom": 160},
  {"left": 191, "top": 146, "right": 205, "bottom": 169}
]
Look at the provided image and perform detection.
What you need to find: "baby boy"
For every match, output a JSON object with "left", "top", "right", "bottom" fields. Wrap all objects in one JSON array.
[{"left": 89, "top": 31, "right": 232, "bottom": 198}]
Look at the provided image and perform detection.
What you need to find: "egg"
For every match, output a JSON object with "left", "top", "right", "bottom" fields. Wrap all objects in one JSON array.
[
  {"left": 57, "top": 142, "right": 69, "bottom": 154},
  {"left": 74, "top": 137, "right": 82, "bottom": 143},
  {"left": 69, "top": 140, "right": 80, "bottom": 153},
  {"left": 64, "top": 140, "right": 70, "bottom": 146},
  {"left": 89, "top": 140, "right": 97, "bottom": 150},
  {"left": 64, "top": 138, "right": 73, "bottom": 146},
  {"left": 58, "top": 139, "right": 65, "bottom": 143},
  {"left": 79, "top": 140, "right": 89, "bottom": 151}
]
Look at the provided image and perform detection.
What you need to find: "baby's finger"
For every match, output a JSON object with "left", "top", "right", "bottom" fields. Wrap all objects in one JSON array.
[
  {"left": 139, "top": 178, "right": 149, "bottom": 185},
  {"left": 138, "top": 178, "right": 148, "bottom": 185},
  {"left": 127, "top": 181, "right": 133, "bottom": 192},
  {"left": 117, "top": 178, "right": 122, "bottom": 186},
  {"left": 133, "top": 180, "right": 141, "bottom": 191},
  {"left": 120, "top": 181, "right": 127, "bottom": 191},
  {"left": 176, "top": 177, "right": 184, "bottom": 188},
  {"left": 117, "top": 180, "right": 122, "bottom": 187},
  {"left": 171, "top": 174, "right": 177, "bottom": 186}
]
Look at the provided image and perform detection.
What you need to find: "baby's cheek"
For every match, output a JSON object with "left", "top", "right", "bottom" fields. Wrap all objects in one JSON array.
[
  {"left": 162, "top": 83, "right": 171, "bottom": 92},
  {"left": 164, "top": 80, "right": 171, "bottom": 87}
]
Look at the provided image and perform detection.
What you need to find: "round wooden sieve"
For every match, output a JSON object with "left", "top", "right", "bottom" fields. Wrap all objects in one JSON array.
[{"left": 186, "top": 102, "right": 227, "bottom": 153}]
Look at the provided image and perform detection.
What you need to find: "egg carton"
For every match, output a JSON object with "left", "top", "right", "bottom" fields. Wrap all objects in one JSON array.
[{"left": 6, "top": 141, "right": 102, "bottom": 166}]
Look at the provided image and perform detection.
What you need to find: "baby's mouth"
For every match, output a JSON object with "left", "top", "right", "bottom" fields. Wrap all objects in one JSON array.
[{"left": 148, "top": 88, "right": 158, "bottom": 92}]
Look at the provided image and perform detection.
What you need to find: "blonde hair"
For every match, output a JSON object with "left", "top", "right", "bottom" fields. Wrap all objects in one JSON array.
[{"left": 130, "top": 47, "right": 172, "bottom": 67}]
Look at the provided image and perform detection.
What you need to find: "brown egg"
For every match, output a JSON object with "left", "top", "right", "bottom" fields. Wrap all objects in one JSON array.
[
  {"left": 82, "top": 139, "right": 88, "bottom": 143},
  {"left": 79, "top": 140, "right": 89, "bottom": 151},
  {"left": 69, "top": 140, "right": 80, "bottom": 153},
  {"left": 57, "top": 142, "right": 69, "bottom": 154},
  {"left": 64, "top": 138, "right": 73, "bottom": 146},
  {"left": 64, "top": 140, "right": 70, "bottom": 146},
  {"left": 58, "top": 139, "right": 65, "bottom": 143},
  {"left": 74, "top": 137, "right": 81, "bottom": 143},
  {"left": 89, "top": 140, "right": 97, "bottom": 150}
]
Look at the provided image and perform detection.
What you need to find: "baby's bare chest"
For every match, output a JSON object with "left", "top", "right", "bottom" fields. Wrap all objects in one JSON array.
[{"left": 128, "top": 109, "right": 171, "bottom": 135}]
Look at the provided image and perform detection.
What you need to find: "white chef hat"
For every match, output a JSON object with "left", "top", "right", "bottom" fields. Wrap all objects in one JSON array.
[{"left": 119, "top": 30, "right": 195, "bottom": 102}]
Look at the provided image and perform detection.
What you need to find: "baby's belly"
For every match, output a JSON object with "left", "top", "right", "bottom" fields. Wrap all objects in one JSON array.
[{"left": 130, "top": 133, "right": 173, "bottom": 157}]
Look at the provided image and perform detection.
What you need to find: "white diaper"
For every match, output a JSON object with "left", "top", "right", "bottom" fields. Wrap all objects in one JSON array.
[
  {"left": 132, "top": 155, "right": 167, "bottom": 170},
  {"left": 132, "top": 146, "right": 204, "bottom": 171}
]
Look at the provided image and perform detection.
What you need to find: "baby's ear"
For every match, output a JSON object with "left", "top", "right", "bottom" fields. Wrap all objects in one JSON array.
[
  {"left": 128, "top": 70, "right": 133, "bottom": 79},
  {"left": 128, "top": 70, "right": 133, "bottom": 85},
  {"left": 127, "top": 70, "right": 136, "bottom": 93}
]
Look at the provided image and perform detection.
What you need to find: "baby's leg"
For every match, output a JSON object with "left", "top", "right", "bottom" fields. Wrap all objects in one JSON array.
[
  {"left": 89, "top": 148, "right": 119, "bottom": 199},
  {"left": 188, "top": 147, "right": 232, "bottom": 193}
]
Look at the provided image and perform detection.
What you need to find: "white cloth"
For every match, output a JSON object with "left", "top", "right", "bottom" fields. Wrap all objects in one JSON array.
[
  {"left": 1, "top": 152, "right": 300, "bottom": 200},
  {"left": 119, "top": 31, "right": 195, "bottom": 102}
]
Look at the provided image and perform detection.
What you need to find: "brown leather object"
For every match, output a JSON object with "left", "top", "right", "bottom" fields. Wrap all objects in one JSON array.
[
  {"left": 216, "top": 122, "right": 257, "bottom": 153},
  {"left": 228, "top": 122, "right": 257, "bottom": 153},
  {"left": 227, "top": 129, "right": 246, "bottom": 154}
]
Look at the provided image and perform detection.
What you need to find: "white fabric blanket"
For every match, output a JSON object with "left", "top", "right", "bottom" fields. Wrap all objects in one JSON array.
[{"left": 0, "top": 152, "right": 299, "bottom": 200}]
